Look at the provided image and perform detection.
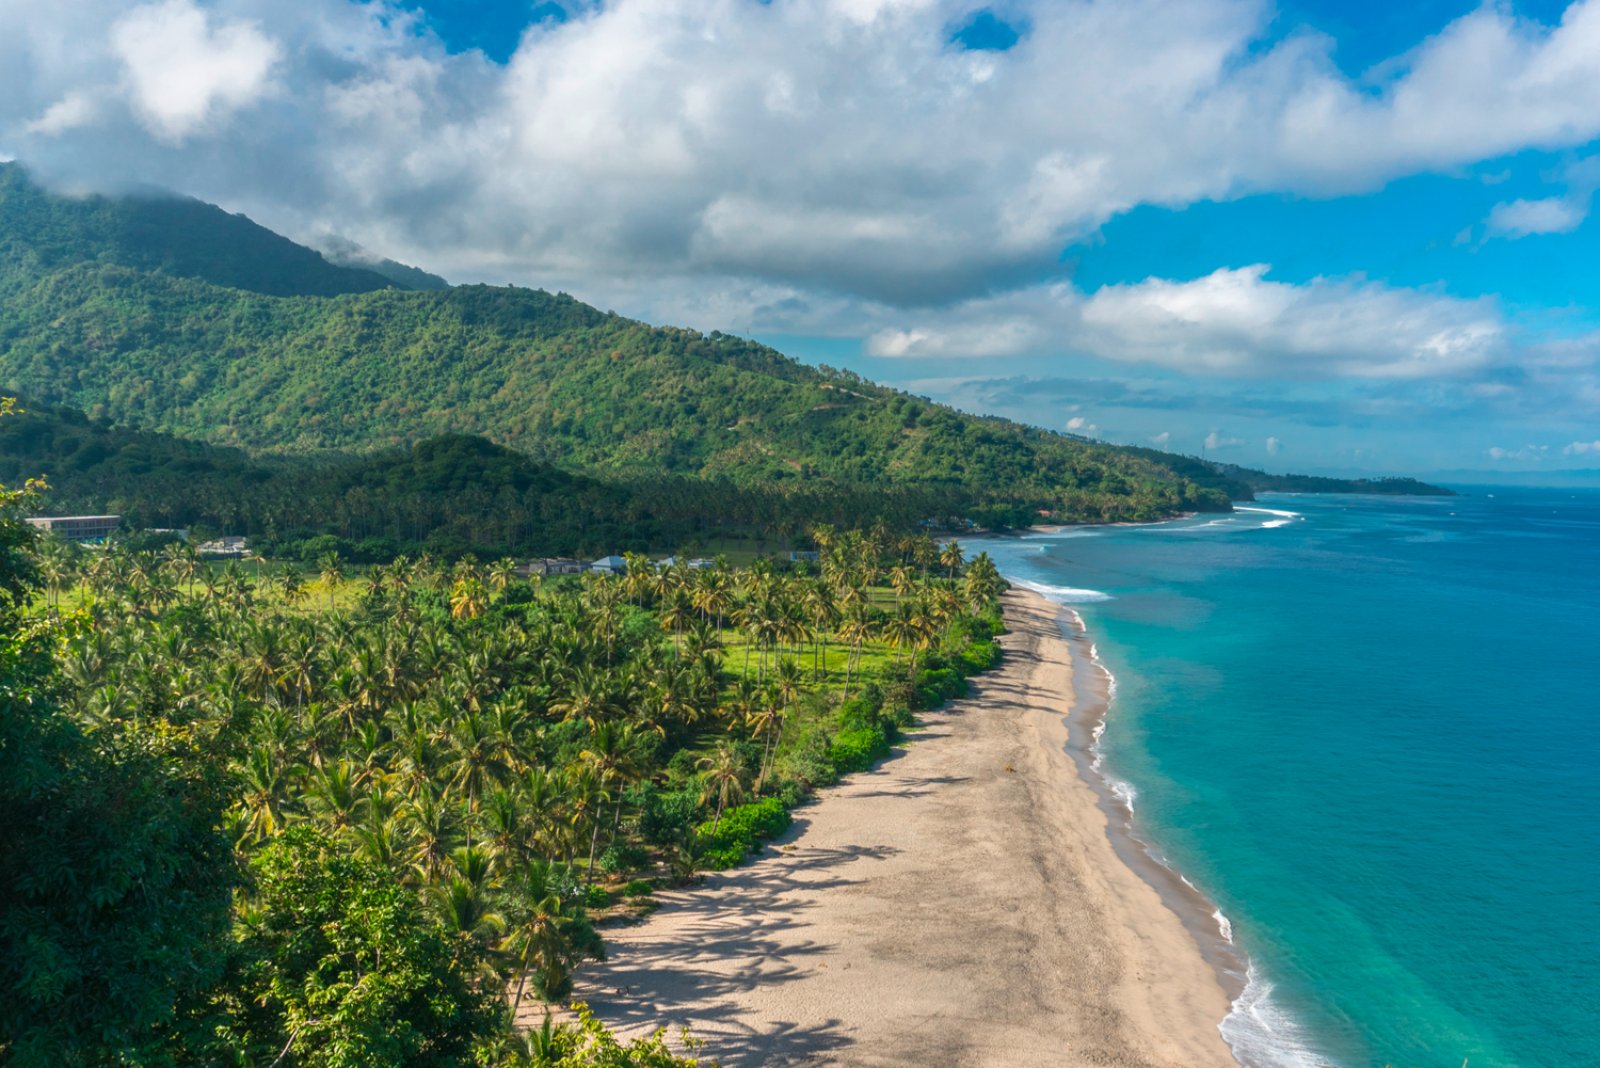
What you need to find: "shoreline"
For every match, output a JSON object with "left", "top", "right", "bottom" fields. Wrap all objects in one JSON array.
[
  {"left": 1047, "top": 603, "right": 1256, "bottom": 1037},
  {"left": 561, "top": 588, "right": 1237, "bottom": 1066}
]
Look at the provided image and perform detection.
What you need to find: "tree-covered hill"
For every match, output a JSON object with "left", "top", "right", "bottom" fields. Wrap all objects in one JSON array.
[
  {"left": 0, "top": 399, "right": 1016, "bottom": 558},
  {"left": 0, "top": 163, "right": 399, "bottom": 298},
  {"left": 0, "top": 170, "right": 1229, "bottom": 522},
  {"left": 1, "top": 168, "right": 1445, "bottom": 525}
]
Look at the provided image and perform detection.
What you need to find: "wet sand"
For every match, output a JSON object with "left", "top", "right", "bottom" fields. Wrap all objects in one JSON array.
[{"left": 564, "top": 588, "right": 1237, "bottom": 1067}]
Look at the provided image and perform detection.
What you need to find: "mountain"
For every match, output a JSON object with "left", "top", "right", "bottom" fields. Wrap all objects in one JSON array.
[
  {"left": 0, "top": 167, "right": 1449, "bottom": 528},
  {"left": 0, "top": 163, "right": 398, "bottom": 298}
]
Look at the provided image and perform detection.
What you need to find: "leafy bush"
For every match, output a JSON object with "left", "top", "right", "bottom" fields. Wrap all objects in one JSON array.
[
  {"left": 774, "top": 729, "right": 839, "bottom": 790},
  {"left": 620, "top": 880, "right": 654, "bottom": 899},
  {"left": 584, "top": 886, "right": 612, "bottom": 909},
  {"left": 598, "top": 842, "right": 649, "bottom": 876},
  {"left": 694, "top": 797, "right": 793, "bottom": 870},
  {"left": 634, "top": 785, "right": 700, "bottom": 845},
  {"left": 920, "top": 667, "right": 967, "bottom": 701},
  {"left": 828, "top": 726, "right": 890, "bottom": 774},
  {"left": 961, "top": 640, "right": 1001, "bottom": 674}
]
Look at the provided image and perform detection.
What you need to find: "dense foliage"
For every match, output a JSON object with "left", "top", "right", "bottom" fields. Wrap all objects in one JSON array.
[
  {"left": 0, "top": 401, "right": 1015, "bottom": 557},
  {"left": 0, "top": 166, "right": 1228, "bottom": 525},
  {"left": 5, "top": 427, "right": 1010, "bottom": 1064}
]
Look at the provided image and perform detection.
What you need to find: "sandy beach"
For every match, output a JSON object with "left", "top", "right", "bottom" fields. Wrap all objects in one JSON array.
[{"left": 566, "top": 588, "right": 1237, "bottom": 1067}]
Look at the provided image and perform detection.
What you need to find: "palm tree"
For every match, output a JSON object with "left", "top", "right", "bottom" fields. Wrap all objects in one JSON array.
[
  {"left": 488, "top": 558, "right": 518, "bottom": 597},
  {"left": 580, "top": 721, "right": 645, "bottom": 831},
  {"left": 745, "top": 690, "right": 784, "bottom": 796},
  {"left": 451, "top": 577, "right": 489, "bottom": 620},
  {"left": 507, "top": 858, "right": 584, "bottom": 1010},
  {"left": 660, "top": 587, "right": 693, "bottom": 654},
  {"left": 698, "top": 742, "right": 748, "bottom": 835},
  {"left": 318, "top": 551, "right": 345, "bottom": 611},
  {"left": 940, "top": 540, "right": 964, "bottom": 580},
  {"left": 550, "top": 666, "right": 620, "bottom": 731}
]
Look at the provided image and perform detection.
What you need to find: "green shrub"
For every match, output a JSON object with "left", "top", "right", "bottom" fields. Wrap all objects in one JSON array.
[
  {"left": 584, "top": 886, "right": 613, "bottom": 909},
  {"left": 633, "top": 785, "right": 698, "bottom": 845},
  {"left": 620, "top": 880, "right": 654, "bottom": 898},
  {"left": 961, "top": 640, "right": 1001, "bottom": 674},
  {"left": 693, "top": 797, "right": 793, "bottom": 870},
  {"left": 828, "top": 725, "right": 890, "bottom": 774},
  {"left": 920, "top": 667, "right": 966, "bottom": 700},
  {"left": 775, "top": 780, "right": 809, "bottom": 809},
  {"left": 598, "top": 842, "right": 649, "bottom": 876},
  {"left": 774, "top": 729, "right": 838, "bottom": 790}
]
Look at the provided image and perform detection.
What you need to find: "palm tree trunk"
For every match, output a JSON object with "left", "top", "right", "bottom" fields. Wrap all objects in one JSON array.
[{"left": 585, "top": 820, "right": 602, "bottom": 885}]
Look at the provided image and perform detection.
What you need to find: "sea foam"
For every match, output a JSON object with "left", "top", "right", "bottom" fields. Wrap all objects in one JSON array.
[
  {"left": 1235, "top": 505, "right": 1303, "bottom": 530},
  {"left": 1219, "top": 962, "right": 1329, "bottom": 1068},
  {"left": 1011, "top": 578, "right": 1113, "bottom": 603}
]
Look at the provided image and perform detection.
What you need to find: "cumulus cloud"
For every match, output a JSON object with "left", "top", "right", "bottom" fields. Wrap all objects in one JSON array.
[
  {"left": 1486, "top": 196, "right": 1587, "bottom": 237},
  {"left": 1564, "top": 439, "right": 1600, "bottom": 454},
  {"left": 1266, "top": 435, "right": 1281, "bottom": 455},
  {"left": 110, "top": 0, "right": 281, "bottom": 143},
  {"left": 1151, "top": 431, "right": 1171, "bottom": 446},
  {"left": 1204, "top": 431, "right": 1244, "bottom": 449},
  {"left": 867, "top": 265, "right": 1508, "bottom": 379},
  {"left": 1484, "top": 154, "right": 1600, "bottom": 239},
  {"left": 8, "top": 0, "right": 1600, "bottom": 306},
  {"left": 1065, "top": 415, "right": 1100, "bottom": 437}
]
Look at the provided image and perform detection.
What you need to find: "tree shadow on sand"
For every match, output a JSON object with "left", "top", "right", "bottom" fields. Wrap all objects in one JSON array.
[{"left": 567, "top": 839, "right": 911, "bottom": 1065}]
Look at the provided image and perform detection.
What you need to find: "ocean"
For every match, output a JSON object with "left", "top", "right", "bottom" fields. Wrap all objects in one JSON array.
[{"left": 974, "top": 489, "right": 1600, "bottom": 1068}]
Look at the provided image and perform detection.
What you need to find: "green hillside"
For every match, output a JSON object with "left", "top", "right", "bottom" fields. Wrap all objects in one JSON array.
[
  {"left": 0, "top": 168, "right": 1231, "bottom": 523},
  {"left": 0, "top": 163, "right": 397, "bottom": 297},
  {"left": 0, "top": 399, "right": 1018, "bottom": 558}
]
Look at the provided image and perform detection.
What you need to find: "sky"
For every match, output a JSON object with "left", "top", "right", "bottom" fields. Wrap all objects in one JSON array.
[{"left": 2, "top": 0, "right": 1599, "bottom": 475}]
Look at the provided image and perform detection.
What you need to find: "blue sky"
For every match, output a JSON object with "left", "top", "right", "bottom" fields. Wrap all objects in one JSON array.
[{"left": 4, "top": 0, "right": 1600, "bottom": 476}]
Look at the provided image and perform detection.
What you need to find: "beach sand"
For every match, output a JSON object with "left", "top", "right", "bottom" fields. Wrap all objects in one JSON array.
[{"left": 563, "top": 588, "right": 1237, "bottom": 1067}]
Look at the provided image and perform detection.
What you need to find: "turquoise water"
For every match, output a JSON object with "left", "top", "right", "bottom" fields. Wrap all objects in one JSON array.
[{"left": 976, "top": 491, "right": 1600, "bottom": 1068}]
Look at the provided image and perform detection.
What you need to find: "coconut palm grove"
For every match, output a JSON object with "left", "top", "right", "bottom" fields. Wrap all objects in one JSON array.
[{"left": 0, "top": 437, "right": 1007, "bottom": 1064}]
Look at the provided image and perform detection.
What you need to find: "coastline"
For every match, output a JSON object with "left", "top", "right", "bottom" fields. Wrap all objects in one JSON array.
[{"left": 563, "top": 588, "right": 1236, "bottom": 1066}]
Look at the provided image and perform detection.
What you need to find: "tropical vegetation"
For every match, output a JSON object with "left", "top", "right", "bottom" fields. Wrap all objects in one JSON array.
[{"left": 1, "top": 418, "right": 1009, "bottom": 1064}]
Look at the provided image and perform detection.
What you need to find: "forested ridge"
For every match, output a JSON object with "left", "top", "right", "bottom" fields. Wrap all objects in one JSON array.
[
  {"left": 0, "top": 400, "right": 1039, "bottom": 557},
  {"left": 0, "top": 164, "right": 1228, "bottom": 525}
]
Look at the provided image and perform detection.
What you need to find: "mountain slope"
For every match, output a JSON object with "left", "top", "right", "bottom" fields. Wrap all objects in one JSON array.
[
  {"left": 0, "top": 172, "right": 1230, "bottom": 521},
  {"left": 0, "top": 169, "right": 1445, "bottom": 524},
  {"left": 0, "top": 164, "right": 397, "bottom": 298}
]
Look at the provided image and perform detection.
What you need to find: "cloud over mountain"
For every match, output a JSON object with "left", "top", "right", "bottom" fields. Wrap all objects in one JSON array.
[{"left": 9, "top": 0, "right": 1600, "bottom": 309}]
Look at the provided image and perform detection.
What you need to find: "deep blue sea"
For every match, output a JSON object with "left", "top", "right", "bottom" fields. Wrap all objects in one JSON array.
[{"left": 976, "top": 489, "right": 1600, "bottom": 1068}]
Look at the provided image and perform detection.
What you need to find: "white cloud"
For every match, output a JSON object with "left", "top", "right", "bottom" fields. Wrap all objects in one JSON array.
[
  {"left": 24, "top": 92, "right": 98, "bottom": 136},
  {"left": 1065, "top": 415, "right": 1100, "bottom": 437},
  {"left": 109, "top": 0, "right": 280, "bottom": 143},
  {"left": 1205, "top": 431, "right": 1244, "bottom": 449},
  {"left": 1266, "top": 435, "right": 1281, "bottom": 455},
  {"left": 1564, "top": 439, "right": 1600, "bottom": 454},
  {"left": 7, "top": 1, "right": 1600, "bottom": 305},
  {"left": 1488, "top": 444, "right": 1549, "bottom": 461},
  {"left": 1486, "top": 195, "right": 1587, "bottom": 237},
  {"left": 867, "top": 265, "right": 1507, "bottom": 379},
  {"left": 1151, "top": 431, "right": 1172, "bottom": 446}
]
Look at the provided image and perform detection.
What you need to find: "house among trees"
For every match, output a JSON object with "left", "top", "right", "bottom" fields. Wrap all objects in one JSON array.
[
  {"left": 25, "top": 514, "right": 120, "bottom": 541},
  {"left": 197, "top": 535, "right": 249, "bottom": 557},
  {"left": 589, "top": 555, "right": 628, "bottom": 574},
  {"left": 525, "top": 558, "right": 585, "bottom": 576}
]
